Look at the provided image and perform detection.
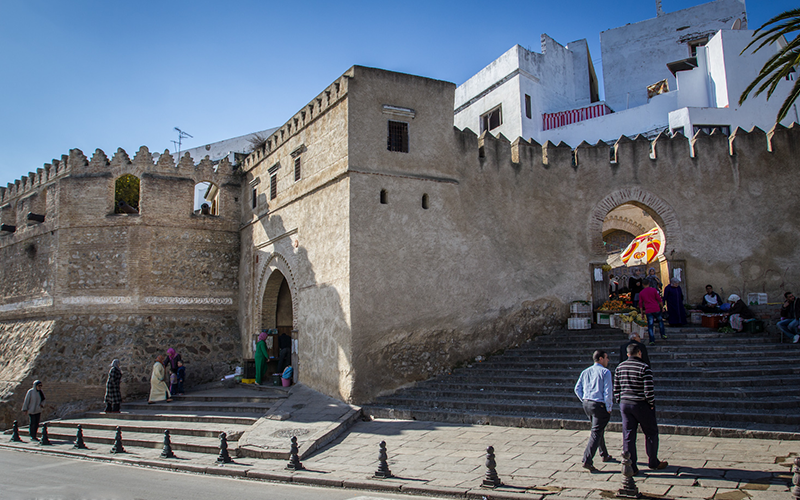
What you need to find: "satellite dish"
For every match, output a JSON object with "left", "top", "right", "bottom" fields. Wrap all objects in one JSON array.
[{"left": 731, "top": 18, "right": 742, "bottom": 30}]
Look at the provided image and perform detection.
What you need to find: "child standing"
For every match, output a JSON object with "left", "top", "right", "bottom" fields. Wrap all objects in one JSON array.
[{"left": 175, "top": 360, "right": 186, "bottom": 395}]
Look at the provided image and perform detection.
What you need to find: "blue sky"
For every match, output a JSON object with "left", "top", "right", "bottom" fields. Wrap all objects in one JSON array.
[{"left": 0, "top": 0, "right": 794, "bottom": 186}]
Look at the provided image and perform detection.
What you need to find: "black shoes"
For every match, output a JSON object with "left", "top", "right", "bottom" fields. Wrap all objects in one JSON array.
[
  {"left": 602, "top": 455, "right": 618, "bottom": 463},
  {"left": 649, "top": 461, "right": 669, "bottom": 470},
  {"left": 582, "top": 463, "right": 599, "bottom": 472}
]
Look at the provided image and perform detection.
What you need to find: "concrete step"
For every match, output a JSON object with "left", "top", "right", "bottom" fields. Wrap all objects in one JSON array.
[
  {"left": 122, "top": 401, "right": 273, "bottom": 414},
  {"left": 45, "top": 417, "right": 252, "bottom": 439},
  {"left": 19, "top": 425, "right": 232, "bottom": 455},
  {"left": 81, "top": 411, "right": 260, "bottom": 425}
]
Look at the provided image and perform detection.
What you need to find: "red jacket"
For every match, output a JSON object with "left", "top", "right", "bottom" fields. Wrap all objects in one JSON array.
[{"left": 639, "top": 287, "right": 662, "bottom": 314}]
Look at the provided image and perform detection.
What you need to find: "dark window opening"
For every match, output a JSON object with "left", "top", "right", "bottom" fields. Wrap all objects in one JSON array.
[
  {"left": 114, "top": 174, "right": 140, "bottom": 214},
  {"left": 387, "top": 121, "right": 409, "bottom": 153},
  {"left": 270, "top": 174, "right": 277, "bottom": 200},
  {"left": 693, "top": 124, "right": 730, "bottom": 136},
  {"left": 480, "top": 106, "right": 502, "bottom": 132},
  {"left": 294, "top": 157, "right": 301, "bottom": 181},
  {"left": 380, "top": 189, "right": 388, "bottom": 204},
  {"left": 525, "top": 95, "right": 532, "bottom": 119},
  {"left": 421, "top": 194, "right": 429, "bottom": 210},
  {"left": 688, "top": 37, "right": 708, "bottom": 57},
  {"left": 252, "top": 188, "right": 257, "bottom": 209}
]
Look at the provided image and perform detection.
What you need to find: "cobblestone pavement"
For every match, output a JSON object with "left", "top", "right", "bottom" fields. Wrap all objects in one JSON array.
[{"left": 2, "top": 417, "right": 796, "bottom": 500}]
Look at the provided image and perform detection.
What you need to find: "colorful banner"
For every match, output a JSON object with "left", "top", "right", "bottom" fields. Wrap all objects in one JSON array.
[{"left": 620, "top": 227, "right": 663, "bottom": 267}]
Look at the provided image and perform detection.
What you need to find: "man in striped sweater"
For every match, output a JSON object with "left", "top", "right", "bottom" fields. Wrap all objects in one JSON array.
[{"left": 613, "top": 343, "right": 668, "bottom": 474}]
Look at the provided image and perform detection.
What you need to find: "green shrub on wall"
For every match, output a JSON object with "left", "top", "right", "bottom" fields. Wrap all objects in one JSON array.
[{"left": 114, "top": 174, "right": 140, "bottom": 213}]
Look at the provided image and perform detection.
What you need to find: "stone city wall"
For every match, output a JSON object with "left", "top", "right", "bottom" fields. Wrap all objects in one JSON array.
[{"left": 0, "top": 146, "right": 244, "bottom": 429}]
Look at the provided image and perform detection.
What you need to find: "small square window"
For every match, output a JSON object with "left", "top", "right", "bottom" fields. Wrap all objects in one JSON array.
[
  {"left": 270, "top": 174, "right": 277, "bottom": 200},
  {"left": 294, "top": 157, "right": 301, "bottom": 181},
  {"left": 387, "top": 121, "right": 409, "bottom": 153},
  {"left": 688, "top": 37, "right": 708, "bottom": 57},
  {"left": 480, "top": 105, "right": 502, "bottom": 132}
]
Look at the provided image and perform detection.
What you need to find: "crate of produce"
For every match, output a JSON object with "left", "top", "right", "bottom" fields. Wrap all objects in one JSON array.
[
  {"left": 568, "top": 317, "right": 591, "bottom": 330},
  {"left": 701, "top": 314, "right": 722, "bottom": 329},
  {"left": 747, "top": 293, "right": 768, "bottom": 305},
  {"left": 744, "top": 319, "right": 764, "bottom": 333},
  {"left": 621, "top": 320, "right": 632, "bottom": 334},
  {"left": 596, "top": 312, "right": 611, "bottom": 325},
  {"left": 689, "top": 311, "right": 702, "bottom": 324},
  {"left": 570, "top": 302, "right": 592, "bottom": 316},
  {"left": 609, "top": 314, "right": 622, "bottom": 329}
]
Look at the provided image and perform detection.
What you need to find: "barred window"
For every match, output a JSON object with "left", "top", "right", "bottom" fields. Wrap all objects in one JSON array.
[
  {"left": 270, "top": 174, "right": 277, "bottom": 200},
  {"left": 387, "top": 121, "right": 409, "bottom": 153},
  {"left": 294, "top": 157, "right": 301, "bottom": 181}
]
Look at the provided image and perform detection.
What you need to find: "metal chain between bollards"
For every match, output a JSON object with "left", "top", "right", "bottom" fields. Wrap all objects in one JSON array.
[
  {"left": 481, "top": 445, "right": 501, "bottom": 488},
  {"left": 286, "top": 436, "right": 304, "bottom": 470},
  {"left": 373, "top": 440, "right": 393, "bottom": 479}
]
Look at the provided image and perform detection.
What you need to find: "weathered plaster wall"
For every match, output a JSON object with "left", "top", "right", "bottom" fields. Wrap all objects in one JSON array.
[{"left": 600, "top": 0, "right": 746, "bottom": 111}]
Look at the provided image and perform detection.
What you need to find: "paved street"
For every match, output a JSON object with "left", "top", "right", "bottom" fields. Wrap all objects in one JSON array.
[
  {"left": 0, "top": 448, "right": 448, "bottom": 500},
  {"left": 2, "top": 418, "right": 796, "bottom": 500}
]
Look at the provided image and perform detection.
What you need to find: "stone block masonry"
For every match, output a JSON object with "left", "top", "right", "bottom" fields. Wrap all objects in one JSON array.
[{"left": 0, "top": 145, "right": 243, "bottom": 429}]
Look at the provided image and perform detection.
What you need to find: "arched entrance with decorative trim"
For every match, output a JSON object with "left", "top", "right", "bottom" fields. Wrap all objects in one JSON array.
[
  {"left": 589, "top": 187, "right": 685, "bottom": 308},
  {"left": 254, "top": 252, "right": 298, "bottom": 380}
]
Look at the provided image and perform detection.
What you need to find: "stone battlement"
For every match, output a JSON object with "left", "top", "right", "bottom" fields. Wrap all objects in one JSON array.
[{"left": 0, "top": 146, "right": 239, "bottom": 207}]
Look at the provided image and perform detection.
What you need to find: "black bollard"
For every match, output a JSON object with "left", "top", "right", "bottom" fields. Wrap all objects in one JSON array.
[
  {"left": 217, "top": 432, "right": 232, "bottom": 463},
  {"left": 286, "top": 436, "right": 304, "bottom": 471},
  {"left": 791, "top": 457, "right": 800, "bottom": 500},
  {"left": 617, "top": 451, "right": 641, "bottom": 498},
  {"left": 10, "top": 420, "right": 22, "bottom": 442},
  {"left": 481, "top": 446, "right": 502, "bottom": 488},
  {"left": 39, "top": 423, "right": 52, "bottom": 446},
  {"left": 373, "top": 440, "right": 393, "bottom": 479},
  {"left": 160, "top": 429, "right": 176, "bottom": 458},
  {"left": 110, "top": 426, "right": 125, "bottom": 454},
  {"left": 74, "top": 425, "right": 87, "bottom": 449}
]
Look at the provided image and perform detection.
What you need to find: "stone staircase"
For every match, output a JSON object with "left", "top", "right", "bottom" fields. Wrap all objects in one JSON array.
[
  {"left": 19, "top": 385, "right": 287, "bottom": 455},
  {"left": 364, "top": 326, "right": 800, "bottom": 438}
]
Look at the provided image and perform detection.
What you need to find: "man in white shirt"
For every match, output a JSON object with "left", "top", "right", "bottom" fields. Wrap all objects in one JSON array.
[{"left": 574, "top": 350, "right": 615, "bottom": 471}]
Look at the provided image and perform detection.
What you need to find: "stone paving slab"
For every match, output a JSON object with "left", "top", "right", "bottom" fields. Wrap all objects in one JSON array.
[{"left": 2, "top": 408, "right": 797, "bottom": 500}]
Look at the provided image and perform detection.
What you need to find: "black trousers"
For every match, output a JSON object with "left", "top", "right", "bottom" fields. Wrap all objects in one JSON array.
[
  {"left": 104, "top": 402, "right": 120, "bottom": 412},
  {"left": 278, "top": 347, "right": 291, "bottom": 373},
  {"left": 582, "top": 400, "right": 611, "bottom": 465},
  {"left": 620, "top": 401, "right": 660, "bottom": 470},
  {"left": 29, "top": 412, "right": 41, "bottom": 440}
]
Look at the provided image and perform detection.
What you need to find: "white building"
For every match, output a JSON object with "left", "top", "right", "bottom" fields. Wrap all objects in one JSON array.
[{"left": 456, "top": 0, "right": 796, "bottom": 148}]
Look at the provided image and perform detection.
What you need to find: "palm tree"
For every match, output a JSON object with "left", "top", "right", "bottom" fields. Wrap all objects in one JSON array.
[{"left": 739, "top": 9, "right": 800, "bottom": 124}]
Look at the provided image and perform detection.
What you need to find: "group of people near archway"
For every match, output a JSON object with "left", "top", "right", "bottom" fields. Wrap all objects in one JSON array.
[{"left": 147, "top": 348, "right": 185, "bottom": 404}]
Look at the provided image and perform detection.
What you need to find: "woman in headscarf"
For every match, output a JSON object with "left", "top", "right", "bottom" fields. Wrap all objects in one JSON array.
[
  {"left": 254, "top": 331, "right": 270, "bottom": 385},
  {"left": 727, "top": 294, "right": 754, "bottom": 332},
  {"left": 663, "top": 278, "right": 687, "bottom": 326},
  {"left": 21, "top": 380, "right": 45, "bottom": 441},
  {"left": 104, "top": 359, "right": 122, "bottom": 413},
  {"left": 149, "top": 355, "right": 172, "bottom": 404},
  {"left": 166, "top": 348, "right": 182, "bottom": 373},
  {"left": 645, "top": 267, "right": 662, "bottom": 292}
]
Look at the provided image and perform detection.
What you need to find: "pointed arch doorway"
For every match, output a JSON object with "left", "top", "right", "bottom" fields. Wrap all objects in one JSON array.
[{"left": 261, "top": 270, "right": 294, "bottom": 378}]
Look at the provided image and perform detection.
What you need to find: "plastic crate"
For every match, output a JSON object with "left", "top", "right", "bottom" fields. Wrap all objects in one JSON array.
[
  {"left": 701, "top": 315, "right": 722, "bottom": 329},
  {"left": 747, "top": 293, "right": 768, "bottom": 305},
  {"left": 609, "top": 314, "right": 622, "bottom": 329},
  {"left": 621, "top": 321, "right": 632, "bottom": 334},
  {"left": 744, "top": 319, "right": 764, "bottom": 333},
  {"left": 570, "top": 302, "right": 592, "bottom": 315},
  {"left": 568, "top": 317, "right": 591, "bottom": 330},
  {"left": 690, "top": 312, "right": 702, "bottom": 324},
  {"left": 596, "top": 312, "right": 611, "bottom": 325}
]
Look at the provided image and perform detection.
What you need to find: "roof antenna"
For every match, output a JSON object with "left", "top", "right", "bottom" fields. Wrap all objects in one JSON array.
[{"left": 172, "top": 127, "right": 193, "bottom": 159}]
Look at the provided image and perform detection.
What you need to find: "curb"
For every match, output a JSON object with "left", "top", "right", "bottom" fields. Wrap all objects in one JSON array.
[{"left": 0, "top": 442, "right": 548, "bottom": 499}]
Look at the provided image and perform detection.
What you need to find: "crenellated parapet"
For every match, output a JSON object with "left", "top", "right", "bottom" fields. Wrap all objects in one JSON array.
[
  {"left": 453, "top": 122, "right": 800, "bottom": 174},
  {"left": 243, "top": 73, "right": 351, "bottom": 170}
]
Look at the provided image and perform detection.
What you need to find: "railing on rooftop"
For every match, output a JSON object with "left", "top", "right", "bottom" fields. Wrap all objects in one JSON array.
[{"left": 542, "top": 103, "right": 612, "bottom": 131}]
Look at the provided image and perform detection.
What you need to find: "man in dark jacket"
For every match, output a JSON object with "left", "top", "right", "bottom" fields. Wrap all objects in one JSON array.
[
  {"left": 778, "top": 292, "right": 799, "bottom": 343},
  {"left": 619, "top": 332, "right": 650, "bottom": 367}
]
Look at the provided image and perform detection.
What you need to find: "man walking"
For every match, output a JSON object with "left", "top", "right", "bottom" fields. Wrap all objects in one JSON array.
[
  {"left": 614, "top": 343, "right": 668, "bottom": 474},
  {"left": 574, "top": 350, "right": 615, "bottom": 471},
  {"left": 619, "top": 331, "right": 650, "bottom": 367},
  {"left": 639, "top": 280, "right": 666, "bottom": 345}
]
